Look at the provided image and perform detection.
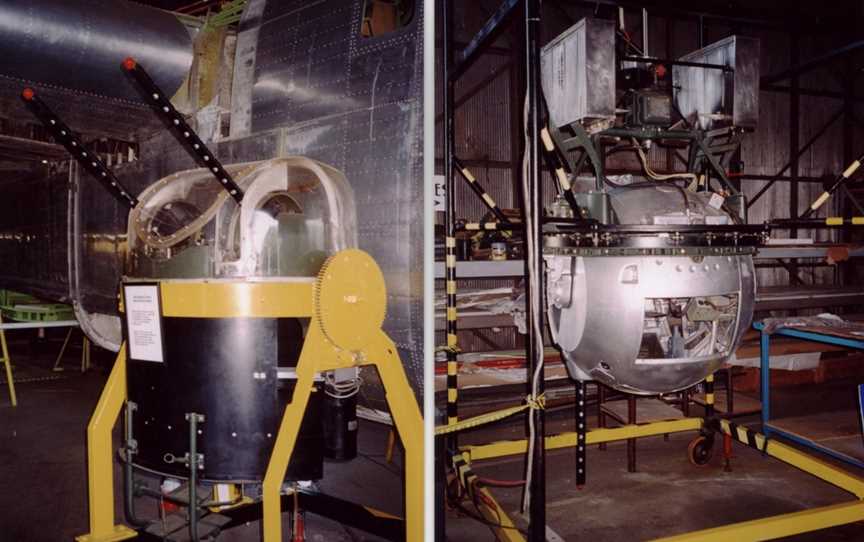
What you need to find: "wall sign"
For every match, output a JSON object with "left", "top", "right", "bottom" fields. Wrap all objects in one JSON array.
[
  {"left": 123, "top": 283, "right": 165, "bottom": 363},
  {"left": 433, "top": 174, "right": 446, "bottom": 211}
]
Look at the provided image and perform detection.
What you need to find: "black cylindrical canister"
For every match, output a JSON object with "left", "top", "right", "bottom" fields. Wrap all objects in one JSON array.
[
  {"left": 127, "top": 317, "right": 324, "bottom": 481},
  {"left": 322, "top": 390, "right": 359, "bottom": 461}
]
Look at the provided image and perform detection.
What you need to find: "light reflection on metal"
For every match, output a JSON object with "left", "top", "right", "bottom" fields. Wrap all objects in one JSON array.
[
  {"left": 546, "top": 187, "right": 756, "bottom": 395},
  {"left": 0, "top": 0, "right": 426, "bottom": 398},
  {"left": 0, "top": 0, "right": 193, "bottom": 102}
]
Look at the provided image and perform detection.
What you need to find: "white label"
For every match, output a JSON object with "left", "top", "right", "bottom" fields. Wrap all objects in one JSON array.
[
  {"left": 215, "top": 484, "right": 231, "bottom": 502},
  {"left": 708, "top": 192, "right": 725, "bottom": 210},
  {"left": 124, "top": 284, "right": 164, "bottom": 363},
  {"left": 433, "top": 174, "right": 446, "bottom": 211}
]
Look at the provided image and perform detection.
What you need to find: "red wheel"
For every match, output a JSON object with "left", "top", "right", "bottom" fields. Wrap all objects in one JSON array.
[{"left": 688, "top": 435, "right": 713, "bottom": 466}]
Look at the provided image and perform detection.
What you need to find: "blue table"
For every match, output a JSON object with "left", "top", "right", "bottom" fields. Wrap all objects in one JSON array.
[{"left": 756, "top": 320, "right": 864, "bottom": 468}]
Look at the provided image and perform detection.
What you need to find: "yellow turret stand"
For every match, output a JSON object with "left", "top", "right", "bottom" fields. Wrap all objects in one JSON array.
[{"left": 75, "top": 249, "right": 424, "bottom": 542}]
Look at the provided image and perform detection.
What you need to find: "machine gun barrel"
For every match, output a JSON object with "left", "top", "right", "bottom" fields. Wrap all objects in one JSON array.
[
  {"left": 122, "top": 57, "right": 245, "bottom": 204},
  {"left": 20, "top": 88, "right": 138, "bottom": 209}
]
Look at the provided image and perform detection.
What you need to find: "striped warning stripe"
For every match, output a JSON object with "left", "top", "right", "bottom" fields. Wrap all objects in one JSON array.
[
  {"left": 722, "top": 420, "right": 763, "bottom": 452},
  {"left": 704, "top": 373, "right": 715, "bottom": 417},
  {"left": 454, "top": 158, "right": 510, "bottom": 224},
  {"left": 540, "top": 126, "right": 582, "bottom": 216}
]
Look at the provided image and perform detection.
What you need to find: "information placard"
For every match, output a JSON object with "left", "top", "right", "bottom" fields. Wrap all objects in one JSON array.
[{"left": 123, "top": 284, "right": 165, "bottom": 363}]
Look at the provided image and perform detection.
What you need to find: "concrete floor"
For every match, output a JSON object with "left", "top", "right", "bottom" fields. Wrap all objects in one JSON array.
[
  {"left": 4, "top": 333, "right": 864, "bottom": 541},
  {"left": 0, "top": 335, "right": 406, "bottom": 541},
  {"left": 442, "top": 386, "right": 864, "bottom": 541}
]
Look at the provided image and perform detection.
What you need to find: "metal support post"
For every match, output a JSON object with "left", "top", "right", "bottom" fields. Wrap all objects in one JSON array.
[
  {"left": 510, "top": 18, "right": 526, "bottom": 210},
  {"left": 52, "top": 328, "right": 74, "bottom": 372},
  {"left": 760, "top": 330, "right": 771, "bottom": 428},
  {"left": 627, "top": 395, "right": 636, "bottom": 472},
  {"left": 575, "top": 381, "right": 587, "bottom": 486},
  {"left": 726, "top": 368, "right": 735, "bottom": 415},
  {"left": 523, "top": 0, "right": 546, "bottom": 538},
  {"left": 185, "top": 412, "right": 205, "bottom": 542},
  {"left": 790, "top": 33, "right": 800, "bottom": 246},
  {"left": 597, "top": 383, "right": 607, "bottom": 451},
  {"left": 122, "top": 402, "right": 147, "bottom": 528},
  {"left": 443, "top": 0, "right": 460, "bottom": 445}
]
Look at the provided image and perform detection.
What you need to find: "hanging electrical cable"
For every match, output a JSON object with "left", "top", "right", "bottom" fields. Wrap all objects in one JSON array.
[
  {"left": 632, "top": 138, "right": 697, "bottom": 183},
  {"left": 324, "top": 372, "right": 363, "bottom": 399}
]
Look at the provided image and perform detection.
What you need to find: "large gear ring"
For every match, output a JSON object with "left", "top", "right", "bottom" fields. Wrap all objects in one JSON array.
[{"left": 314, "top": 249, "right": 387, "bottom": 351}]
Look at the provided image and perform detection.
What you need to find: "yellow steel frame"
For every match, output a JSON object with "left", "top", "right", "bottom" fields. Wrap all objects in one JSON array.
[
  {"left": 654, "top": 501, "right": 864, "bottom": 541},
  {"left": 76, "top": 250, "right": 423, "bottom": 542},
  {"left": 0, "top": 314, "right": 16, "bottom": 407},
  {"left": 461, "top": 417, "right": 703, "bottom": 462},
  {"left": 457, "top": 406, "right": 864, "bottom": 541},
  {"left": 75, "top": 348, "right": 136, "bottom": 542},
  {"left": 261, "top": 323, "right": 423, "bottom": 542},
  {"left": 652, "top": 419, "right": 864, "bottom": 541}
]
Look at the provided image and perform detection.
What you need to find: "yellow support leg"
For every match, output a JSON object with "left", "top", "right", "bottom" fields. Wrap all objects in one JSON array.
[
  {"left": 369, "top": 332, "right": 424, "bottom": 542},
  {"left": 261, "top": 328, "right": 424, "bottom": 542},
  {"left": 0, "top": 314, "right": 16, "bottom": 407},
  {"left": 75, "top": 348, "right": 137, "bottom": 542}
]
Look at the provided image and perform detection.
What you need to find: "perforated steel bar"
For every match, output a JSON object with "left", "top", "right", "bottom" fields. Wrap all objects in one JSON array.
[
  {"left": 20, "top": 88, "right": 138, "bottom": 209},
  {"left": 122, "top": 57, "right": 244, "bottom": 204},
  {"left": 575, "top": 381, "right": 587, "bottom": 486}
]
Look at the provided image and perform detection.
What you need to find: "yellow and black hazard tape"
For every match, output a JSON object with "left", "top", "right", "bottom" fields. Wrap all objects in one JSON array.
[
  {"left": 715, "top": 419, "right": 769, "bottom": 455},
  {"left": 540, "top": 126, "right": 584, "bottom": 216},
  {"left": 451, "top": 452, "right": 481, "bottom": 502},
  {"left": 824, "top": 216, "right": 864, "bottom": 226},
  {"left": 453, "top": 157, "right": 510, "bottom": 224},
  {"left": 436, "top": 394, "right": 545, "bottom": 436},
  {"left": 459, "top": 221, "right": 519, "bottom": 231},
  {"left": 444, "top": 231, "right": 459, "bottom": 428}
]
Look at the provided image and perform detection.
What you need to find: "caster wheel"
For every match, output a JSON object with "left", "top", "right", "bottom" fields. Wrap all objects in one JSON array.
[{"left": 688, "top": 435, "right": 713, "bottom": 466}]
